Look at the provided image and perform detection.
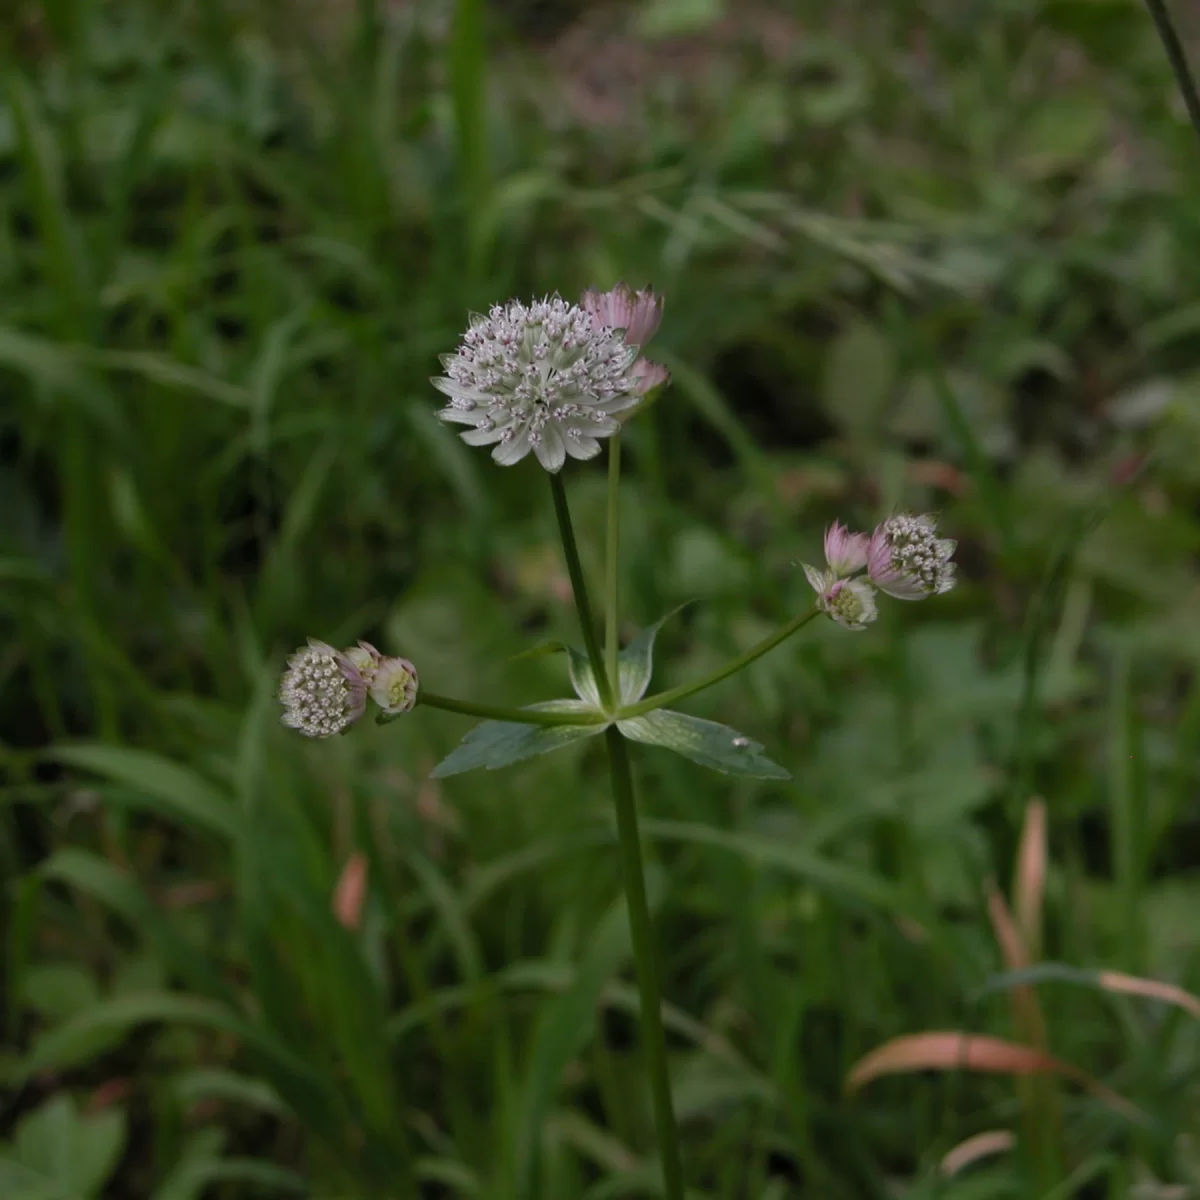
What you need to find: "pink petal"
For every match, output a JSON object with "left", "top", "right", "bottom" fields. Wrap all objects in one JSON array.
[
  {"left": 581, "top": 282, "right": 664, "bottom": 347},
  {"left": 631, "top": 358, "right": 670, "bottom": 395},
  {"left": 824, "top": 521, "right": 869, "bottom": 574}
]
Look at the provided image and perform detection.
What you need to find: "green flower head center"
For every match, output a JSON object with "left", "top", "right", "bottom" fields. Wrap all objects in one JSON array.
[
  {"left": 829, "top": 583, "right": 868, "bottom": 624},
  {"left": 383, "top": 671, "right": 414, "bottom": 708}
]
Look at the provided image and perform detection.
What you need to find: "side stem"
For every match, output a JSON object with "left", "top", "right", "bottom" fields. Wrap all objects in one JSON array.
[
  {"left": 605, "top": 436, "right": 622, "bottom": 693},
  {"left": 621, "top": 607, "right": 820, "bottom": 718},
  {"left": 605, "top": 726, "right": 685, "bottom": 1200},
  {"left": 549, "top": 471, "right": 613, "bottom": 706},
  {"left": 414, "top": 692, "right": 605, "bottom": 727}
]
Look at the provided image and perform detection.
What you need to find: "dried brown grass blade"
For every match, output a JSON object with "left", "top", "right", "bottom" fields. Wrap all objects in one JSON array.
[
  {"left": 845, "top": 1031, "right": 1139, "bottom": 1120},
  {"left": 333, "top": 851, "right": 368, "bottom": 931},
  {"left": 940, "top": 1129, "right": 1016, "bottom": 1176}
]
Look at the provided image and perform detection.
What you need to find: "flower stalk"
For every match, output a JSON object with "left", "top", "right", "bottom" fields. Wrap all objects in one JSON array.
[
  {"left": 620, "top": 607, "right": 821, "bottom": 719},
  {"left": 414, "top": 692, "right": 608, "bottom": 727},
  {"left": 550, "top": 470, "right": 613, "bottom": 708}
]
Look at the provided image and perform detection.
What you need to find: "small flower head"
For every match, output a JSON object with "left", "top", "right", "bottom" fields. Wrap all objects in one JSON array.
[
  {"left": 279, "top": 639, "right": 368, "bottom": 738},
  {"left": 344, "top": 641, "right": 381, "bottom": 681},
  {"left": 580, "top": 282, "right": 664, "bottom": 348},
  {"left": 369, "top": 655, "right": 419, "bottom": 715},
  {"left": 824, "top": 520, "right": 870, "bottom": 576},
  {"left": 867, "top": 513, "right": 957, "bottom": 600},
  {"left": 804, "top": 565, "right": 879, "bottom": 631},
  {"left": 433, "top": 295, "right": 647, "bottom": 472},
  {"left": 581, "top": 283, "right": 670, "bottom": 399}
]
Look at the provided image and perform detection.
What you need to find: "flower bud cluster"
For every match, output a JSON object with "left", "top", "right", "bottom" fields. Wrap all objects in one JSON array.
[
  {"left": 802, "top": 514, "right": 957, "bottom": 631},
  {"left": 279, "top": 639, "right": 418, "bottom": 738}
]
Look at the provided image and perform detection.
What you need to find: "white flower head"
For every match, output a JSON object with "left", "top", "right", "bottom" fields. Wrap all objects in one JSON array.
[
  {"left": 824, "top": 520, "right": 870, "bottom": 576},
  {"left": 279, "top": 639, "right": 368, "bottom": 738},
  {"left": 804, "top": 565, "right": 879, "bottom": 631},
  {"left": 369, "top": 655, "right": 419, "bottom": 715},
  {"left": 433, "top": 294, "right": 647, "bottom": 472},
  {"left": 867, "top": 512, "right": 957, "bottom": 600}
]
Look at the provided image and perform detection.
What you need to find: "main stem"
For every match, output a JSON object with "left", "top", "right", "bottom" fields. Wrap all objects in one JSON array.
[
  {"left": 550, "top": 465, "right": 684, "bottom": 1197},
  {"left": 549, "top": 471, "right": 613, "bottom": 706},
  {"left": 605, "top": 726, "right": 685, "bottom": 1200}
]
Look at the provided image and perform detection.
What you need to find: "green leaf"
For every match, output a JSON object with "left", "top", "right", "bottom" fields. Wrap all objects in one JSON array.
[
  {"left": 403, "top": 850, "right": 485, "bottom": 985},
  {"left": 430, "top": 701, "right": 607, "bottom": 778},
  {"left": 72, "top": 347, "right": 251, "bottom": 407},
  {"left": 22, "top": 964, "right": 99, "bottom": 1024},
  {"left": 153, "top": 1157, "right": 306, "bottom": 1200},
  {"left": 616, "top": 605, "right": 690, "bottom": 706},
  {"left": 48, "top": 745, "right": 237, "bottom": 841},
  {"left": 171, "top": 1069, "right": 287, "bottom": 1117},
  {"left": 616, "top": 711, "right": 790, "bottom": 780},
  {"left": 16, "top": 994, "right": 320, "bottom": 1094},
  {"left": 0, "top": 324, "right": 121, "bottom": 433},
  {"left": 640, "top": 819, "right": 913, "bottom": 916},
  {"left": 7, "top": 1094, "right": 126, "bottom": 1200},
  {"left": 0, "top": 1157, "right": 60, "bottom": 1200},
  {"left": 39, "top": 849, "right": 231, "bottom": 1000}
]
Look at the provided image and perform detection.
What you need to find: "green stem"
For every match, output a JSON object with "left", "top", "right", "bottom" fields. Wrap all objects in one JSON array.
[
  {"left": 605, "top": 727, "right": 685, "bottom": 1200},
  {"left": 550, "top": 471, "right": 613, "bottom": 707},
  {"left": 621, "top": 607, "right": 820, "bottom": 718},
  {"left": 415, "top": 692, "right": 605, "bottom": 727},
  {"left": 605, "top": 436, "right": 622, "bottom": 694},
  {"left": 1143, "top": 0, "right": 1200, "bottom": 146}
]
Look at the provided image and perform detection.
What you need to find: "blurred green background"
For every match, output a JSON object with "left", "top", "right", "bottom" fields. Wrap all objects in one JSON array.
[{"left": 4, "top": 0, "right": 1200, "bottom": 1195}]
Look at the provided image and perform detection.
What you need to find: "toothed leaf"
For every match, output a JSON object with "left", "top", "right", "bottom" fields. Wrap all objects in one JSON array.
[
  {"left": 431, "top": 701, "right": 606, "bottom": 778},
  {"left": 616, "top": 710, "right": 790, "bottom": 780}
]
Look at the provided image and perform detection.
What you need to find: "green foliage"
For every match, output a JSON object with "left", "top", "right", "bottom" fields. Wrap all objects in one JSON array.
[
  {"left": 0, "top": 1094, "right": 126, "bottom": 1200},
  {"left": 617, "top": 711, "right": 790, "bottom": 780},
  {"left": 4, "top": 0, "right": 1200, "bottom": 1195},
  {"left": 432, "top": 699, "right": 606, "bottom": 777}
]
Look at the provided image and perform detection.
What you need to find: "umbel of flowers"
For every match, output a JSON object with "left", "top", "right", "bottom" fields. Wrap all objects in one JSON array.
[
  {"left": 431, "top": 285, "right": 669, "bottom": 472},
  {"left": 278, "top": 640, "right": 417, "bottom": 738},
  {"left": 276, "top": 280, "right": 959, "bottom": 1200},
  {"left": 802, "top": 514, "right": 956, "bottom": 631}
]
